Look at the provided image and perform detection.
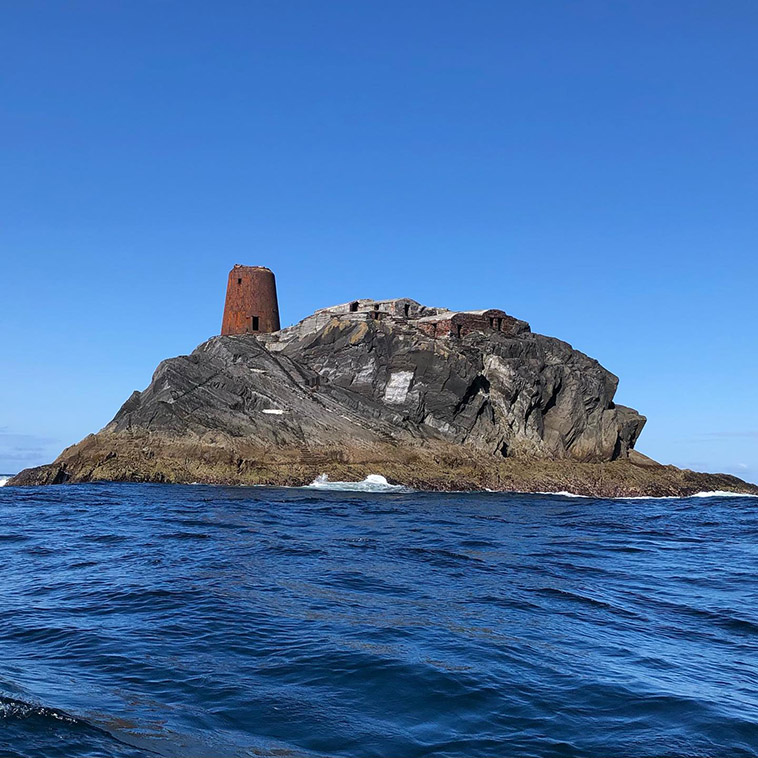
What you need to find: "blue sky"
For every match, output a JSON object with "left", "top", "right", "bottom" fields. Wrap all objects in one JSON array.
[{"left": 1, "top": 1, "right": 756, "bottom": 481}]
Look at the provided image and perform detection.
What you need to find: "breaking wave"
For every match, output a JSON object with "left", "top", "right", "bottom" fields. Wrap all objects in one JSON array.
[
  {"left": 617, "top": 490, "right": 758, "bottom": 501},
  {"left": 0, "top": 692, "right": 147, "bottom": 757},
  {"left": 0, "top": 477, "right": 10, "bottom": 488},
  {"left": 532, "top": 489, "right": 757, "bottom": 500},
  {"left": 690, "top": 490, "right": 758, "bottom": 498},
  {"left": 308, "top": 473, "right": 412, "bottom": 492},
  {"left": 536, "top": 490, "right": 589, "bottom": 498},
  {"left": 0, "top": 694, "right": 77, "bottom": 724}
]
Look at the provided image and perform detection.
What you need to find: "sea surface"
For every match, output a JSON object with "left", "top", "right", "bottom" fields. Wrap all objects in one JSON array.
[{"left": 0, "top": 479, "right": 757, "bottom": 757}]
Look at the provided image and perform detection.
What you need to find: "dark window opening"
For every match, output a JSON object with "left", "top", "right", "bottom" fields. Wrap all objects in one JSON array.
[
  {"left": 456, "top": 324, "right": 463, "bottom": 338},
  {"left": 489, "top": 317, "right": 494, "bottom": 328},
  {"left": 238, "top": 278, "right": 242, "bottom": 285},
  {"left": 349, "top": 301, "right": 359, "bottom": 312},
  {"left": 496, "top": 317, "right": 502, "bottom": 331},
  {"left": 404, "top": 304, "right": 410, "bottom": 318},
  {"left": 374, "top": 303, "right": 380, "bottom": 311},
  {"left": 251, "top": 315, "right": 260, "bottom": 331}
]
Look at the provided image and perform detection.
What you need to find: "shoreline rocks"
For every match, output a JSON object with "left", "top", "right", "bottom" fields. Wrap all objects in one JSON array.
[{"left": 9, "top": 433, "right": 757, "bottom": 497}]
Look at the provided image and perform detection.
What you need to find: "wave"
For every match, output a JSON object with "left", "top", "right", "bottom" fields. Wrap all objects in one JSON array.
[
  {"left": 307, "top": 474, "right": 412, "bottom": 493},
  {"left": 515, "top": 488, "right": 758, "bottom": 501},
  {"left": 617, "top": 490, "right": 758, "bottom": 501},
  {"left": 0, "top": 476, "right": 10, "bottom": 488},
  {"left": 689, "top": 490, "right": 758, "bottom": 498},
  {"left": 0, "top": 693, "right": 78, "bottom": 725},
  {"left": 535, "top": 490, "right": 589, "bottom": 498}
]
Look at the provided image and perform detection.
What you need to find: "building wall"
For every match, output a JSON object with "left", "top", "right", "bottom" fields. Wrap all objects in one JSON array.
[
  {"left": 417, "top": 311, "right": 525, "bottom": 339},
  {"left": 316, "top": 298, "right": 434, "bottom": 320},
  {"left": 221, "top": 265, "right": 281, "bottom": 335}
]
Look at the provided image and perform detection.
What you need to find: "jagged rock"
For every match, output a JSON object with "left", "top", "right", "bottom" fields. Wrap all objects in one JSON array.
[
  {"left": 8, "top": 301, "right": 757, "bottom": 496},
  {"left": 104, "top": 312, "right": 643, "bottom": 461},
  {"left": 10, "top": 463, "right": 69, "bottom": 486}
]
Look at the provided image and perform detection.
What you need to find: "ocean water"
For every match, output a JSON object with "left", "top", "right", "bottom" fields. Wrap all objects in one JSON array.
[{"left": 1, "top": 482, "right": 757, "bottom": 757}]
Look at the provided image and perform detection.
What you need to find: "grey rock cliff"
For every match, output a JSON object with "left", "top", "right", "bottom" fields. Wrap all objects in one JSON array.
[{"left": 106, "top": 302, "right": 645, "bottom": 463}]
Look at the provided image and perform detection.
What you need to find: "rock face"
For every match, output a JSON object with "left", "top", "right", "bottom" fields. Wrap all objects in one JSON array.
[
  {"left": 95, "top": 305, "right": 645, "bottom": 462},
  {"left": 9, "top": 299, "right": 758, "bottom": 496}
]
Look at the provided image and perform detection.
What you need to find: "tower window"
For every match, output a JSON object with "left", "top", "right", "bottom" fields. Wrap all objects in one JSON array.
[
  {"left": 252, "top": 316, "right": 260, "bottom": 331},
  {"left": 238, "top": 278, "right": 242, "bottom": 285},
  {"left": 349, "top": 301, "right": 359, "bottom": 312}
]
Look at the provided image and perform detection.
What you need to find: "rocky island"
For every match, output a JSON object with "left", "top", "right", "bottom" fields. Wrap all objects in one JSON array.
[{"left": 10, "top": 266, "right": 757, "bottom": 496}]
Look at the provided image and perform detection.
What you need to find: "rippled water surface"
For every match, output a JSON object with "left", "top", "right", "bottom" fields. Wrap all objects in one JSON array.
[{"left": 1, "top": 483, "right": 757, "bottom": 757}]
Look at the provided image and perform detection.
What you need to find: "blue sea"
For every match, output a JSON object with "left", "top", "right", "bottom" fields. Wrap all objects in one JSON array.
[{"left": 1, "top": 479, "right": 757, "bottom": 757}]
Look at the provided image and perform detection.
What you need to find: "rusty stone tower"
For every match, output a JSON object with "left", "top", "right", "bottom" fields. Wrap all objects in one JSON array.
[{"left": 221, "top": 265, "right": 281, "bottom": 336}]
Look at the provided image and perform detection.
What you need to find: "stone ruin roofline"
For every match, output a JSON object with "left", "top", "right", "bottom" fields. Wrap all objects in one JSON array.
[
  {"left": 300, "top": 299, "right": 528, "bottom": 339},
  {"left": 231, "top": 263, "right": 274, "bottom": 273},
  {"left": 314, "top": 299, "right": 512, "bottom": 320},
  {"left": 313, "top": 297, "right": 423, "bottom": 314}
]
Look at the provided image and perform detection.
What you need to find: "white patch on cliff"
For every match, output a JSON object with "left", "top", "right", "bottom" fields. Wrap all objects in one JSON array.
[
  {"left": 384, "top": 371, "right": 414, "bottom": 405},
  {"left": 352, "top": 360, "right": 376, "bottom": 385},
  {"left": 261, "top": 409, "right": 284, "bottom": 415},
  {"left": 423, "top": 414, "right": 453, "bottom": 434}
]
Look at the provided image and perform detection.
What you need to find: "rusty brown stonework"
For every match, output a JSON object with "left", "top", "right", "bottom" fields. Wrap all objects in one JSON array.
[
  {"left": 221, "top": 265, "right": 281, "bottom": 336},
  {"left": 416, "top": 310, "right": 522, "bottom": 339}
]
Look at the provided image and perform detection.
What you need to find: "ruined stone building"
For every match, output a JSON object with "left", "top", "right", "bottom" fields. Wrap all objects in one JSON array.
[
  {"left": 415, "top": 309, "right": 526, "bottom": 339},
  {"left": 220, "top": 265, "right": 528, "bottom": 341}
]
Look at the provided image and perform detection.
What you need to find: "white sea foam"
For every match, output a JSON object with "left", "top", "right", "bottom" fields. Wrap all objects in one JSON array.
[
  {"left": 303, "top": 479, "right": 756, "bottom": 498},
  {"left": 308, "top": 473, "right": 411, "bottom": 493},
  {"left": 0, "top": 476, "right": 10, "bottom": 488},
  {"left": 689, "top": 490, "right": 758, "bottom": 498},
  {"left": 535, "top": 490, "right": 589, "bottom": 498},
  {"left": 615, "top": 490, "right": 758, "bottom": 501},
  {"left": 517, "top": 488, "right": 757, "bottom": 501}
]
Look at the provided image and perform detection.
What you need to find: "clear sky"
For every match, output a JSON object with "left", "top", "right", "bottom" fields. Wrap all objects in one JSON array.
[{"left": 2, "top": 1, "right": 756, "bottom": 481}]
